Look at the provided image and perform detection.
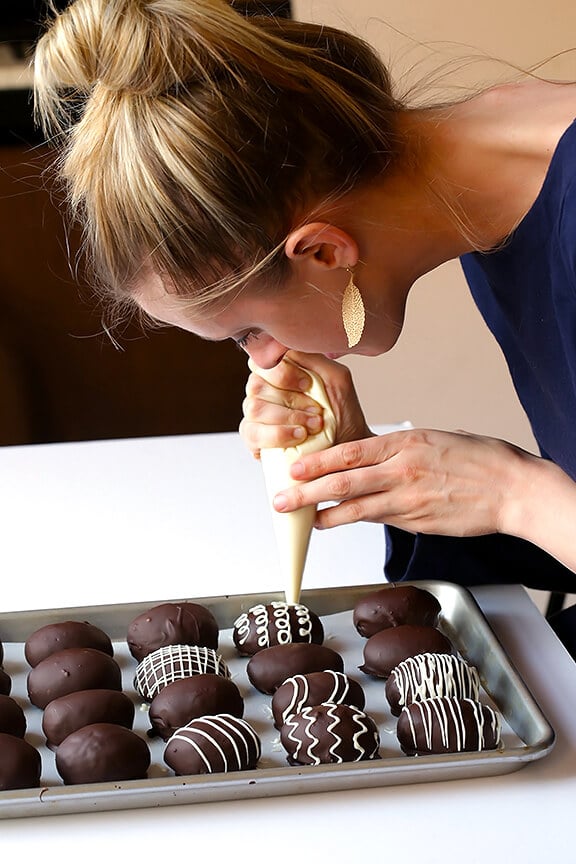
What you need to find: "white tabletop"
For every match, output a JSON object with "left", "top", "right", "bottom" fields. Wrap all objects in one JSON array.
[{"left": 0, "top": 430, "right": 574, "bottom": 859}]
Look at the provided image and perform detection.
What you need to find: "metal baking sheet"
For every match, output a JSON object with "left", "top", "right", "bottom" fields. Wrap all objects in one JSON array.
[{"left": 0, "top": 581, "right": 555, "bottom": 819}]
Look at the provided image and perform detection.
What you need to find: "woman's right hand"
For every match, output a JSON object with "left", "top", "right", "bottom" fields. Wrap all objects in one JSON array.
[{"left": 239, "top": 351, "right": 373, "bottom": 458}]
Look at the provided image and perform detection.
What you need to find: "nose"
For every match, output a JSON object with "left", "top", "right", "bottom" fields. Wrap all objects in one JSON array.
[{"left": 245, "top": 335, "right": 288, "bottom": 369}]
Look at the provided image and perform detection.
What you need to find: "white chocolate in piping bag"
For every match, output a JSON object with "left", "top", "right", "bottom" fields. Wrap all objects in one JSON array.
[{"left": 249, "top": 358, "right": 337, "bottom": 605}]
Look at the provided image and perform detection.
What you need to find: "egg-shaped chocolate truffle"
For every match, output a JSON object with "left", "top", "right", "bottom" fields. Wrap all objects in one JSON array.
[
  {"left": 0, "top": 695, "right": 26, "bottom": 738},
  {"left": 360, "top": 625, "right": 452, "bottom": 680},
  {"left": 353, "top": 585, "right": 441, "bottom": 638},
  {"left": 24, "top": 620, "right": 113, "bottom": 667},
  {"left": 27, "top": 647, "right": 122, "bottom": 709},
  {"left": 0, "top": 733, "right": 41, "bottom": 791},
  {"left": 247, "top": 643, "right": 344, "bottom": 695},
  {"left": 149, "top": 674, "right": 244, "bottom": 741},
  {"left": 164, "top": 714, "right": 261, "bottom": 775},
  {"left": 396, "top": 696, "right": 501, "bottom": 755},
  {"left": 272, "top": 671, "right": 366, "bottom": 729},
  {"left": 42, "top": 689, "right": 135, "bottom": 749},
  {"left": 280, "top": 703, "right": 380, "bottom": 766},
  {"left": 386, "top": 653, "right": 481, "bottom": 716},
  {"left": 133, "top": 644, "right": 231, "bottom": 703},
  {"left": 0, "top": 667, "right": 11, "bottom": 696},
  {"left": 127, "top": 602, "right": 219, "bottom": 662},
  {"left": 233, "top": 602, "right": 324, "bottom": 656},
  {"left": 55, "top": 723, "right": 150, "bottom": 784}
]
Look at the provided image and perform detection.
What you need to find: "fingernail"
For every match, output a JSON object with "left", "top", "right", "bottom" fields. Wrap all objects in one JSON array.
[
  {"left": 293, "top": 427, "right": 305, "bottom": 439},
  {"left": 274, "top": 494, "right": 288, "bottom": 511},
  {"left": 291, "top": 461, "right": 304, "bottom": 478},
  {"left": 298, "top": 376, "right": 310, "bottom": 391},
  {"left": 306, "top": 415, "right": 321, "bottom": 432},
  {"left": 304, "top": 406, "right": 322, "bottom": 415}
]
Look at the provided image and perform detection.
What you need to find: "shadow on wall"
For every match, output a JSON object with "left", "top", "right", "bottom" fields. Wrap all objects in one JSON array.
[
  {"left": 0, "top": 0, "right": 294, "bottom": 446},
  {"left": 0, "top": 146, "right": 250, "bottom": 446}
]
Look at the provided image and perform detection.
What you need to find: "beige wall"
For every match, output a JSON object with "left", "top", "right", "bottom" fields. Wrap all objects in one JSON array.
[{"left": 293, "top": 0, "right": 576, "bottom": 452}]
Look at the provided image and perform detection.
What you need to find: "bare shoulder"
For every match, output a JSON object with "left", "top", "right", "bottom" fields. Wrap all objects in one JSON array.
[{"left": 480, "top": 79, "right": 576, "bottom": 151}]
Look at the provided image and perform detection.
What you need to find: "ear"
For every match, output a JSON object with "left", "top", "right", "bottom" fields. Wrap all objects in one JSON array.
[{"left": 284, "top": 222, "right": 358, "bottom": 270}]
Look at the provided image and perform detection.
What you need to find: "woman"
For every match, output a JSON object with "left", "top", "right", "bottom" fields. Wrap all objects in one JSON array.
[{"left": 34, "top": 0, "right": 576, "bottom": 651}]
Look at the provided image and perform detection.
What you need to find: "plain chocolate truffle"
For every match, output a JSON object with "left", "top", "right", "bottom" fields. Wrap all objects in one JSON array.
[
  {"left": 271, "top": 671, "right": 366, "bottom": 729},
  {"left": 164, "top": 714, "right": 261, "bottom": 775},
  {"left": 24, "top": 620, "right": 113, "bottom": 667},
  {"left": 55, "top": 723, "right": 150, "bottom": 784},
  {"left": 385, "top": 653, "right": 481, "bottom": 716},
  {"left": 233, "top": 602, "right": 324, "bottom": 656},
  {"left": 280, "top": 703, "right": 380, "bottom": 766},
  {"left": 247, "top": 643, "right": 344, "bottom": 695},
  {"left": 353, "top": 585, "right": 441, "bottom": 638},
  {"left": 42, "top": 689, "right": 135, "bottom": 749},
  {"left": 397, "top": 696, "right": 501, "bottom": 755},
  {"left": 127, "top": 602, "right": 219, "bottom": 662},
  {"left": 360, "top": 625, "right": 452, "bottom": 679},
  {"left": 0, "top": 695, "right": 26, "bottom": 738},
  {"left": 149, "top": 674, "right": 244, "bottom": 741},
  {"left": 0, "top": 733, "right": 41, "bottom": 791},
  {"left": 133, "top": 644, "right": 231, "bottom": 702},
  {"left": 27, "top": 647, "right": 122, "bottom": 709}
]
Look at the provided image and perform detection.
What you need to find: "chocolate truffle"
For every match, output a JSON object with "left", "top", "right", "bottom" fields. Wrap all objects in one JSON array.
[
  {"left": 133, "top": 644, "right": 231, "bottom": 702},
  {"left": 127, "top": 602, "right": 219, "bottom": 662},
  {"left": 42, "top": 689, "right": 135, "bottom": 749},
  {"left": 397, "top": 696, "right": 501, "bottom": 755},
  {"left": 0, "top": 667, "right": 11, "bottom": 696},
  {"left": 272, "top": 671, "right": 366, "bottom": 729},
  {"left": 0, "top": 695, "right": 26, "bottom": 738},
  {"left": 353, "top": 585, "right": 441, "bottom": 638},
  {"left": 55, "top": 723, "right": 150, "bottom": 784},
  {"left": 280, "top": 703, "right": 380, "bottom": 766},
  {"left": 0, "top": 733, "right": 41, "bottom": 791},
  {"left": 27, "top": 647, "right": 122, "bottom": 709},
  {"left": 24, "top": 620, "right": 113, "bottom": 667},
  {"left": 149, "top": 674, "right": 244, "bottom": 741},
  {"left": 164, "top": 714, "right": 261, "bottom": 775},
  {"left": 386, "top": 653, "right": 481, "bottom": 716},
  {"left": 360, "top": 625, "right": 452, "bottom": 679},
  {"left": 246, "top": 643, "right": 344, "bottom": 695},
  {"left": 233, "top": 602, "right": 324, "bottom": 656}
]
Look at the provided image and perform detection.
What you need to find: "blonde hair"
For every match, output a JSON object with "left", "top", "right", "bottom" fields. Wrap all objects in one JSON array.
[{"left": 34, "top": 0, "right": 403, "bottom": 314}]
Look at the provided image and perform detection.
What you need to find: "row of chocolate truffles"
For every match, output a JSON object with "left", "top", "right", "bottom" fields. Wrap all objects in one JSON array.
[{"left": 0, "top": 584, "right": 500, "bottom": 790}]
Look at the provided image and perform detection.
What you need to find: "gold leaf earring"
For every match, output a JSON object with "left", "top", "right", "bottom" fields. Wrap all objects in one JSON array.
[{"left": 341, "top": 268, "right": 365, "bottom": 348}]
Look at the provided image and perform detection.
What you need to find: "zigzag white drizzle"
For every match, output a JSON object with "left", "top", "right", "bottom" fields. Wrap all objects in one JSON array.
[
  {"left": 233, "top": 602, "right": 314, "bottom": 649},
  {"left": 402, "top": 696, "right": 501, "bottom": 753},
  {"left": 390, "top": 653, "right": 481, "bottom": 709},
  {"left": 279, "top": 670, "right": 351, "bottom": 726},
  {"left": 134, "top": 644, "right": 230, "bottom": 701},
  {"left": 283, "top": 703, "right": 379, "bottom": 765},
  {"left": 168, "top": 714, "right": 261, "bottom": 773}
]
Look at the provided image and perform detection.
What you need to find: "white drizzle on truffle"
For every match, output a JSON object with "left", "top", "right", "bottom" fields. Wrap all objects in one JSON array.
[
  {"left": 388, "top": 653, "right": 481, "bottom": 710},
  {"left": 133, "top": 644, "right": 230, "bottom": 702}
]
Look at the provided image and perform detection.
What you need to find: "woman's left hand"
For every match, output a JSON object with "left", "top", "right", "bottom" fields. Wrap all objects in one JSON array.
[{"left": 272, "top": 427, "right": 539, "bottom": 537}]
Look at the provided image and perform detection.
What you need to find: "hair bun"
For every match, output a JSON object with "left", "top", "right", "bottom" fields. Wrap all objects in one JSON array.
[{"left": 35, "top": 0, "right": 236, "bottom": 102}]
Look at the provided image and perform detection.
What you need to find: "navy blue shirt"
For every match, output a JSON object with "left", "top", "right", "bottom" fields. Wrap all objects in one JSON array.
[
  {"left": 385, "top": 119, "right": 576, "bottom": 593},
  {"left": 462, "top": 119, "right": 576, "bottom": 478}
]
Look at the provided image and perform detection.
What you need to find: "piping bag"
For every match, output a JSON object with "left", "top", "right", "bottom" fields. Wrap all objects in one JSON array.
[{"left": 249, "top": 358, "right": 337, "bottom": 605}]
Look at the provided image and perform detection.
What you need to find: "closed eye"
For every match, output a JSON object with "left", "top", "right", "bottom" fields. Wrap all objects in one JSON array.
[{"left": 234, "top": 331, "right": 260, "bottom": 351}]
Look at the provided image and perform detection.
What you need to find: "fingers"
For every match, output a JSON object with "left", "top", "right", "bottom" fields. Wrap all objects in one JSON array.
[
  {"left": 240, "top": 417, "right": 308, "bottom": 451},
  {"left": 290, "top": 434, "right": 402, "bottom": 482},
  {"left": 273, "top": 461, "right": 389, "bottom": 513},
  {"left": 247, "top": 355, "right": 314, "bottom": 393}
]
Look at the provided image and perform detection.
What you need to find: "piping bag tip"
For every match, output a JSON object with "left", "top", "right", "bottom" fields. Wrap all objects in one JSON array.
[{"left": 250, "top": 357, "right": 336, "bottom": 605}]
